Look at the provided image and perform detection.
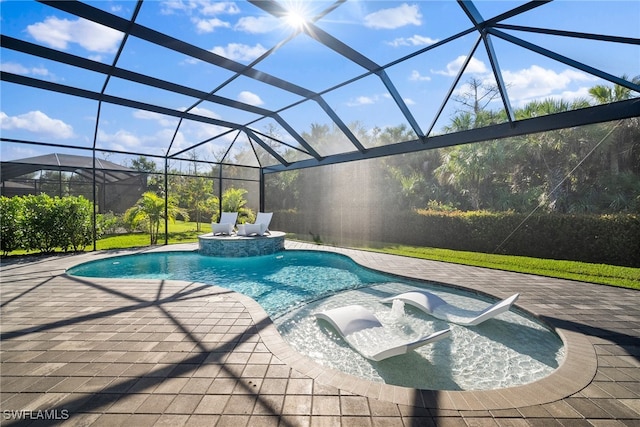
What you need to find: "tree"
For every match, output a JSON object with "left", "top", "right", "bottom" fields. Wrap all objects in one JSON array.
[
  {"left": 183, "top": 153, "right": 214, "bottom": 232},
  {"left": 589, "top": 75, "right": 640, "bottom": 176},
  {"left": 452, "top": 77, "right": 501, "bottom": 117},
  {"left": 130, "top": 155, "right": 162, "bottom": 193},
  {"left": 130, "top": 156, "right": 158, "bottom": 173},
  {"left": 220, "top": 188, "right": 255, "bottom": 224},
  {"left": 124, "top": 192, "right": 188, "bottom": 245},
  {"left": 434, "top": 141, "right": 509, "bottom": 210}
]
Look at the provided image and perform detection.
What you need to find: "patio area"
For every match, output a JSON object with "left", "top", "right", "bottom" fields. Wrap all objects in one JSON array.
[{"left": 1, "top": 241, "right": 638, "bottom": 426}]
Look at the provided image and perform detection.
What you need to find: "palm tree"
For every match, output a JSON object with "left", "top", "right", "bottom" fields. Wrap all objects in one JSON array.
[
  {"left": 434, "top": 142, "right": 507, "bottom": 210},
  {"left": 124, "top": 192, "right": 188, "bottom": 245},
  {"left": 219, "top": 188, "right": 255, "bottom": 224},
  {"left": 589, "top": 75, "right": 640, "bottom": 176}
]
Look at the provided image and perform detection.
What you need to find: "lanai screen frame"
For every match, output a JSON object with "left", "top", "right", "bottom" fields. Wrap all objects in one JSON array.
[{"left": 2, "top": 0, "right": 639, "bottom": 248}]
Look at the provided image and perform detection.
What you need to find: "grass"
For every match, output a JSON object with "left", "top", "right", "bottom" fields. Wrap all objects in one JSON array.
[
  {"left": 96, "top": 221, "right": 204, "bottom": 250},
  {"left": 4, "top": 221, "right": 205, "bottom": 255},
  {"left": 364, "top": 245, "right": 640, "bottom": 290},
  {"left": 5, "top": 222, "right": 639, "bottom": 290}
]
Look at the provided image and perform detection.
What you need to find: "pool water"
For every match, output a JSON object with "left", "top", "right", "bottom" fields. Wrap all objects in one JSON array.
[
  {"left": 67, "top": 250, "right": 564, "bottom": 390},
  {"left": 67, "top": 250, "right": 385, "bottom": 317}
]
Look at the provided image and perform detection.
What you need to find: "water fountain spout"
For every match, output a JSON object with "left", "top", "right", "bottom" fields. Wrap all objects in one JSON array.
[{"left": 391, "top": 298, "right": 405, "bottom": 320}]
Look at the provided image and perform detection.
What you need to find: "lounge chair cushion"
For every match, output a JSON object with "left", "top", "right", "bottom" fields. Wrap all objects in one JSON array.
[
  {"left": 381, "top": 291, "right": 519, "bottom": 326},
  {"left": 211, "top": 222, "right": 233, "bottom": 235},
  {"left": 315, "top": 305, "right": 450, "bottom": 361},
  {"left": 211, "top": 212, "right": 238, "bottom": 235},
  {"left": 255, "top": 212, "right": 273, "bottom": 232},
  {"left": 237, "top": 223, "right": 267, "bottom": 236}
]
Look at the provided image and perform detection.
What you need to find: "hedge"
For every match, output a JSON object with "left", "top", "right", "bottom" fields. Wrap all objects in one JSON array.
[
  {"left": 272, "top": 209, "right": 640, "bottom": 267},
  {"left": 0, "top": 194, "right": 96, "bottom": 256}
]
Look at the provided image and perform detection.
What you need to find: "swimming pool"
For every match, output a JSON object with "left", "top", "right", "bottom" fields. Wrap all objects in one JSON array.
[{"left": 67, "top": 250, "right": 564, "bottom": 390}]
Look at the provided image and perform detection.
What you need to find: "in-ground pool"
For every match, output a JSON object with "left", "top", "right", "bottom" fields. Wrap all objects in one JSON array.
[{"left": 67, "top": 250, "right": 564, "bottom": 390}]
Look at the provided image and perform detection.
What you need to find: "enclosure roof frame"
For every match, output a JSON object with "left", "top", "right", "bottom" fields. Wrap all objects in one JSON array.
[{"left": 1, "top": 0, "right": 639, "bottom": 173}]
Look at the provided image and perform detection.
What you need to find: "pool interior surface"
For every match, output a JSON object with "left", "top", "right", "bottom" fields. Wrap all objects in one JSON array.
[{"left": 67, "top": 250, "right": 565, "bottom": 390}]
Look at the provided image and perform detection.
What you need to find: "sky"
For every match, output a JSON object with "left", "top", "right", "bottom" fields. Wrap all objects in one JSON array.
[{"left": 1, "top": 0, "right": 639, "bottom": 167}]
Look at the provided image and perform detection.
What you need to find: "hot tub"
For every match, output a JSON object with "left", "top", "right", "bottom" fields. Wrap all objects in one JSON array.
[{"left": 198, "top": 231, "right": 286, "bottom": 257}]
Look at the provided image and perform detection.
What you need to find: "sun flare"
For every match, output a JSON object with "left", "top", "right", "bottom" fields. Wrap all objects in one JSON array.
[
  {"left": 284, "top": 10, "right": 307, "bottom": 29},
  {"left": 282, "top": 2, "right": 309, "bottom": 30}
]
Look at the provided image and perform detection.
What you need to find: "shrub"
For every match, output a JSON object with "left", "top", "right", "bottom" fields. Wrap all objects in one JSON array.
[
  {"left": 0, "top": 196, "right": 24, "bottom": 256},
  {"left": 2, "top": 194, "right": 97, "bottom": 254},
  {"left": 125, "top": 192, "right": 188, "bottom": 245},
  {"left": 21, "top": 194, "right": 59, "bottom": 253},
  {"left": 58, "top": 196, "right": 94, "bottom": 251},
  {"left": 96, "top": 211, "right": 121, "bottom": 235},
  {"left": 272, "top": 209, "right": 640, "bottom": 267}
]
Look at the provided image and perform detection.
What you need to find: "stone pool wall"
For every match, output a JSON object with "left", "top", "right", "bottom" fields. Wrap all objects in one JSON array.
[{"left": 198, "top": 231, "right": 285, "bottom": 257}]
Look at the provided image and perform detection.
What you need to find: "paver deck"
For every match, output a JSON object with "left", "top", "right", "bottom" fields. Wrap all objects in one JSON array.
[{"left": 1, "top": 241, "right": 638, "bottom": 426}]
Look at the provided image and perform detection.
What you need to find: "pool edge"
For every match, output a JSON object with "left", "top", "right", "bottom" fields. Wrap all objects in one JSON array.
[
  {"left": 62, "top": 243, "right": 597, "bottom": 410},
  {"left": 232, "top": 280, "right": 595, "bottom": 411}
]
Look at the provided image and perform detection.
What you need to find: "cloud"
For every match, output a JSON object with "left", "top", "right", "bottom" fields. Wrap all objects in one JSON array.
[
  {"left": 210, "top": 43, "right": 267, "bottom": 62},
  {"left": 160, "top": 1, "right": 238, "bottom": 33},
  {"left": 193, "top": 17, "right": 231, "bottom": 33},
  {"left": 189, "top": 106, "right": 221, "bottom": 119},
  {"left": 449, "top": 64, "right": 596, "bottom": 107},
  {"left": 133, "top": 110, "right": 179, "bottom": 128},
  {"left": 387, "top": 34, "right": 438, "bottom": 47},
  {"left": 0, "top": 110, "right": 74, "bottom": 139},
  {"left": 502, "top": 65, "right": 596, "bottom": 104},
  {"left": 347, "top": 96, "right": 377, "bottom": 107},
  {"left": 160, "top": 0, "right": 239, "bottom": 16},
  {"left": 234, "top": 15, "right": 279, "bottom": 34},
  {"left": 410, "top": 70, "right": 431, "bottom": 81},
  {"left": 97, "top": 129, "right": 141, "bottom": 150},
  {"left": 178, "top": 118, "right": 228, "bottom": 141},
  {"left": 199, "top": 1, "right": 239, "bottom": 16},
  {"left": 27, "top": 16, "right": 122, "bottom": 53},
  {"left": 0, "top": 62, "right": 29, "bottom": 75},
  {"left": 432, "top": 56, "right": 488, "bottom": 76},
  {"left": 364, "top": 3, "right": 422, "bottom": 29},
  {"left": 0, "top": 61, "right": 52, "bottom": 77},
  {"left": 96, "top": 127, "right": 191, "bottom": 153},
  {"left": 346, "top": 92, "right": 414, "bottom": 107},
  {"left": 237, "top": 91, "right": 264, "bottom": 106}
]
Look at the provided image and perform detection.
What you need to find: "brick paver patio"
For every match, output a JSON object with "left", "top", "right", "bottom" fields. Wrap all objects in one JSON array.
[{"left": 1, "top": 241, "right": 638, "bottom": 426}]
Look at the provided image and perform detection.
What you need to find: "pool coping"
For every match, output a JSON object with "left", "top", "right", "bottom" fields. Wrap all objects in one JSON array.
[
  {"left": 232, "top": 281, "right": 596, "bottom": 411},
  {"left": 61, "top": 243, "right": 597, "bottom": 410}
]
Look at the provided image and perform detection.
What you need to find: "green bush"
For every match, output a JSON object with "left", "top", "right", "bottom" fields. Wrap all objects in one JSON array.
[
  {"left": 409, "top": 210, "right": 640, "bottom": 267},
  {"left": 1, "top": 194, "right": 96, "bottom": 254},
  {"left": 58, "top": 196, "right": 94, "bottom": 251},
  {"left": 96, "top": 211, "right": 121, "bottom": 235},
  {"left": 0, "top": 196, "right": 25, "bottom": 256},
  {"left": 272, "top": 209, "right": 640, "bottom": 267},
  {"left": 21, "top": 194, "right": 59, "bottom": 253}
]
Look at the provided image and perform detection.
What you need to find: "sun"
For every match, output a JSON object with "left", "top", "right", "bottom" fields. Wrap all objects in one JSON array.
[
  {"left": 284, "top": 10, "right": 307, "bottom": 29},
  {"left": 282, "top": 2, "right": 310, "bottom": 30}
]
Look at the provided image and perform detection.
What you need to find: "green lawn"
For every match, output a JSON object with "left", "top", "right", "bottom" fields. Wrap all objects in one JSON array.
[
  {"left": 5, "top": 221, "right": 639, "bottom": 290},
  {"left": 96, "top": 221, "right": 205, "bottom": 250},
  {"left": 364, "top": 245, "right": 640, "bottom": 290}
]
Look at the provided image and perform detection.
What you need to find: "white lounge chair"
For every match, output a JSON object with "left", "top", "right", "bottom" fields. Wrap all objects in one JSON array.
[
  {"left": 211, "top": 211, "right": 238, "bottom": 235},
  {"left": 237, "top": 212, "right": 273, "bottom": 236},
  {"left": 315, "top": 305, "right": 451, "bottom": 362},
  {"left": 255, "top": 212, "right": 273, "bottom": 233},
  {"left": 381, "top": 291, "right": 520, "bottom": 326}
]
